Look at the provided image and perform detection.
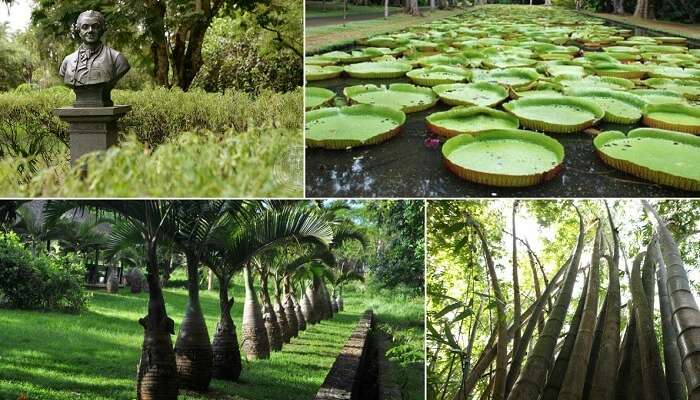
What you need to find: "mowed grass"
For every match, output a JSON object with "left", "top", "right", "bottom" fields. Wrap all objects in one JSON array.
[{"left": 0, "top": 283, "right": 370, "bottom": 400}]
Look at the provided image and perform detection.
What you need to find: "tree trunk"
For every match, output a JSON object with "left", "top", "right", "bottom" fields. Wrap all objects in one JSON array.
[
  {"left": 405, "top": 0, "right": 422, "bottom": 16},
  {"left": 144, "top": 0, "right": 170, "bottom": 87},
  {"left": 320, "top": 280, "right": 333, "bottom": 320},
  {"left": 511, "top": 202, "right": 522, "bottom": 356},
  {"left": 292, "top": 290, "right": 307, "bottom": 331},
  {"left": 260, "top": 272, "right": 283, "bottom": 352},
  {"left": 430, "top": 0, "right": 436, "bottom": 9},
  {"left": 310, "top": 278, "right": 325, "bottom": 322},
  {"left": 136, "top": 241, "right": 178, "bottom": 400},
  {"left": 588, "top": 203, "right": 621, "bottom": 399},
  {"left": 207, "top": 268, "right": 213, "bottom": 291},
  {"left": 541, "top": 272, "right": 589, "bottom": 400},
  {"left": 631, "top": 250, "right": 670, "bottom": 400},
  {"left": 470, "top": 216, "right": 508, "bottom": 400},
  {"left": 507, "top": 206, "right": 585, "bottom": 400},
  {"left": 527, "top": 250, "right": 544, "bottom": 333},
  {"left": 644, "top": 200, "right": 700, "bottom": 399},
  {"left": 559, "top": 223, "right": 603, "bottom": 400},
  {"left": 285, "top": 293, "right": 299, "bottom": 338},
  {"left": 582, "top": 294, "right": 608, "bottom": 400},
  {"left": 275, "top": 288, "right": 291, "bottom": 343},
  {"left": 211, "top": 274, "right": 242, "bottom": 381},
  {"left": 653, "top": 242, "right": 688, "bottom": 400},
  {"left": 633, "top": 0, "right": 655, "bottom": 19},
  {"left": 302, "top": 285, "right": 316, "bottom": 324},
  {"left": 242, "top": 263, "right": 270, "bottom": 360},
  {"left": 174, "top": 253, "right": 213, "bottom": 391}
]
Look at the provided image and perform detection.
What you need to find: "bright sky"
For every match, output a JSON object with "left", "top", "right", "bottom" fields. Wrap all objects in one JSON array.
[{"left": 0, "top": 0, "right": 32, "bottom": 34}]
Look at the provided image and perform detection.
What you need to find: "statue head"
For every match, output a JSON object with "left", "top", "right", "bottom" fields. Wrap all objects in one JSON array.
[{"left": 73, "top": 10, "right": 106, "bottom": 45}]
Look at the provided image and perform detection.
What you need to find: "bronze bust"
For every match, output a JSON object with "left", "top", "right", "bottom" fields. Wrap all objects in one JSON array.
[{"left": 59, "top": 10, "right": 130, "bottom": 107}]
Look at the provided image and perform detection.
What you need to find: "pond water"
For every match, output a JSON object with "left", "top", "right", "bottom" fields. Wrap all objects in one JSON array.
[{"left": 304, "top": 12, "right": 698, "bottom": 198}]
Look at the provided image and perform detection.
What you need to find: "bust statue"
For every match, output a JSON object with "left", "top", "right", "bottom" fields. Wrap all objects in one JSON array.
[{"left": 59, "top": 10, "right": 130, "bottom": 107}]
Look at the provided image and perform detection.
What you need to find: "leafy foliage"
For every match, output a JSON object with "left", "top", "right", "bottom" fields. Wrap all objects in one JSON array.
[{"left": 0, "top": 232, "right": 89, "bottom": 312}]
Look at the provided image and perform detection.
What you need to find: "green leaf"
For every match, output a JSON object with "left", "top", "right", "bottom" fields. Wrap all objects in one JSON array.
[{"left": 434, "top": 302, "right": 463, "bottom": 319}]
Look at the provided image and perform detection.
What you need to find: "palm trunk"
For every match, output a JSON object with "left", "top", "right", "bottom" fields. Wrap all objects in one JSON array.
[
  {"left": 507, "top": 206, "right": 585, "bottom": 400},
  {"left": 260, "top": 272, "right": 283, "bottom": 351},
  {"left": 293, "top": 293, "right": 306, "bottom": 331},
  {"left": 558, "top": 223, "right": 603, "bottom": 400},
  {"left": 136, "top": 241, "right": 178, "bottom": 400},
  {"left": 644, "top": 200, "right": 700, "bottom": 399},
  {"left": 321, "top": 280, "right": 333, "bottom": 319},
  {"left": 541, "top": 272, "right": 589, "bottom": 400},
  {"left": 310, "top": 278, "right": 324, "bottom": 322},
  {"left": 242, "top": 263, "right": 270, "bottom": 360},
  {"left": 588, "top": 202, "right": 621, "bottom": 399},
  {"left": 338, "top": 286, "right": 344, "bottom": 311},
  {"left": 302, "top": 285, "right": 316, "bottom": 324},
  {"left": 212, "top": 274, "right": 242, "bottom": 381},
  {"left": 653, "top": 241, "right": 687, "bottom": 400},
  {"left": 283, "top": 278, "right": 299, "bottom": 338},
  {"left": 275, "top": 287, "right": 291, "bottom": 343},
  {"left": 174, "top": 252, "right": 212, "bottom": 391}
]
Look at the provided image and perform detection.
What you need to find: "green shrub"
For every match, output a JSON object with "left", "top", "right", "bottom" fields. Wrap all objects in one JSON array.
[{"left": 0, "top": 232, "right": 89, "bottom": 313}]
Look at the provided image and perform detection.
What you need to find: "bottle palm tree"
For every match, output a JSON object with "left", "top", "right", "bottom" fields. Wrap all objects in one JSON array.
[{"left": 44, "top": 200, "right": 180, "bottom": 400}]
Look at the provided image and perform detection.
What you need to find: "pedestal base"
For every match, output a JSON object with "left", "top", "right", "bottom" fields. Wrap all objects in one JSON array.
[{"left": 54, "top": 105, "right": 131, "bottom": 165}]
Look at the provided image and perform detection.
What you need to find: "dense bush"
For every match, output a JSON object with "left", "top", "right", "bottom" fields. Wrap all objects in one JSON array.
[{"left": 0, "top": 232, "right": 89, "bottom": 313}]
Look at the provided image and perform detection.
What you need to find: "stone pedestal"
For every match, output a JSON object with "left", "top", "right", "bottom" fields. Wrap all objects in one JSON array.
[{"left": 54, "top": 105, "right": 131, "bottom": 165}]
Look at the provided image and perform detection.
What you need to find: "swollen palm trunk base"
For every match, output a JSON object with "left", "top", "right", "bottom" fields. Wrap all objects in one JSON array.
[
  {"left": 263, "top": 304, "right": 284, "bottom": 352},
  {"left": 294, "top": 296, "right": 307, "bottom": 331},
  {"left": 301, "top": 292, "right": 314, "bottom": 325},
  {"left": 285, "top": 296, "right": 299, "bottom": 338},
  {"left": 211, "top": 321, "right": 242, "bottom": 381},
  {"left": 275, "top": 302, "right": 291, "bottom": 343},
  {"left": 332, "top": 297, "right": 339, "bottom": 313},
  {"left": 137, "top": 322, "right": 179, "bottom": 400},
  {"left": 242, "top": 298, "right": 270, "bottom": 360},
  {"left": 174, "top": 305, "right": 213, "bottom": 391}
]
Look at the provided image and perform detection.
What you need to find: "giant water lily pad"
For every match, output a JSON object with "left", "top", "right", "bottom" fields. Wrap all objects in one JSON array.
[
  {"left": 631, "top": 89, "right": 687, "bottom": 105},
  {"left": 474, "top": 68, "right": 540, "bottom": 90},
  {"left": 343, "top": 61, "right": 412, "bottom": 78},
  {"left": 642, "top": 103, "right": 700, "bottom": 134},
  {"left": 305, "top": 105, "right": 406, "bottom": 149},
  {"left": 343, "top": 83, "right": 438, "bottom": 113},
  {"left": 643, "top": 78, "right": 700, "bottom": 100},
  {"left": 305, "top": 87, "right": 336, "bottom": 110},
  {"left": 406, "top": 65, "right": 470, "bottom": 86},
  {"left": 566, "top": 88, "right": 645, "bottom": 124},
  {"left": 306, "top": 65, "right": 344, "bottom": 81},
  {"left": 594, "top": 128, "right": 700, "bottom": 191},
  {"left": 591, "top": 62, "right": 646, "bottom": 79},
  {"left": 503, "top": 96, "right": 604, "bottom": 133},
  {"left": 433, "top": 82, "right": 509, "bottom": 107},
  {"left": 442, "top": 129, "right": 564, "bottom": 187},
  {"left": 426, "top": 106, "right": 520, "bottom": 137},
  {"left": 559, "top": 75, "right": 635, "bottom": 91}
]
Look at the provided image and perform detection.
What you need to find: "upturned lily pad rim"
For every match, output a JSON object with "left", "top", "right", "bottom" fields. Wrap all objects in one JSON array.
[
  {"left": 305, "top": 87, "right": 336, "bottom": 111},
  {"left": 305, "top": 65, "right": 344, "bottom": 81},
  {"left": 441, "top": 129, "right": 565, "bottom": 187},
  {"left": 594, "top": 128, "right": 700, "bottom": 191},
  {"left": 426, "top": 106, "right": 520, "bottom": 137},
  {"left": 305, "top": 104, "right": 406, "bottom": 149},
  {"left": 342, "top": 83, "right": 438, "bottom": 113},
  {"left": 503, "top": 96, "right": 605, "bottom": 133},
  {"left": 564, "top": 88, "right": 645, "bottom": 124},
  {"left": 642, "top": 103, "right": 700, "bottom": 134}
]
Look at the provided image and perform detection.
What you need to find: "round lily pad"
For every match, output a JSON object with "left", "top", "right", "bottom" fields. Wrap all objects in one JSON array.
[
  {"left": 559, "top": 75, "right": 635, "bottom": 91},
  {"left": 566, "top": 88, "right": 645, "bottom": 124},
  {"left": 306, "top": 65, "right": 344, "bottom": 81},
  {"left": 343, "top": 83, "right": 438, "bottom": 113},
  {"left": 594, "top": 128, "right": 700, "bottom": 191},
  {"left": 474, "top": 68, "right": 540, "bottom": 90},
  {"left": 631, "top": 89, "right": 687, "bottom": 105},
  {"left": 503, "top": 96, "right": 604, "bottom": 133},
  {"left": 647, "top": 66, "right": 700, "bottom": 80},
  {"left": 406, "top": 65, "right": 470, "bottom": 86},
  {"left": 643, "top": 78, "right": 700, "bottom": 100},
  {"left": 305, "top": 105, "right": 406, "bottom": 149},
  {"left": 305, "top": 87, "right": 336, "bottom": 111},
  {"left": 591, "top": 62, "right": 646, "bottom": 79},
  {"left": 426, "top": 106, "right": 520, "bottom": 137},
  {"left": 343, "top": 61, "right": 412, "bottom": 79},
  {"left": 642, "top": 103, "right": 700, "bottom": 134},
  {"left": 432, "top": 82, "right": 509, "bottom": 107},
  {"left": 442, "top": 129, "right": 564, "bottom": 187}
]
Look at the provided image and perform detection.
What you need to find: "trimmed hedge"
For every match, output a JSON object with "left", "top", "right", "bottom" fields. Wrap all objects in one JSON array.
[
  {"left": 0, "top": 87, "right": 303, "bottom": 197},
  {"left": 0, "top": 232, "right": 89, "bottom": 313}
]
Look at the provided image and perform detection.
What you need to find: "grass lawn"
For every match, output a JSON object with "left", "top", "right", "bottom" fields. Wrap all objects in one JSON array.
[
  {"left": 306, "top": 1, "right": 401, "bottom": 18},
  {"left": 0, "top": 282, "right": 424, "bottom": 400},
  {"left": 305, "top": 8, "right": 468, "bottom": 53}
]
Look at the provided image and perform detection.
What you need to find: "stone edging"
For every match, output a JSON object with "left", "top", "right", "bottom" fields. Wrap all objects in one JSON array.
[{"left": 314, "top": 309, "right": 375, "bottom": 400}]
